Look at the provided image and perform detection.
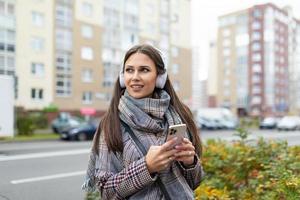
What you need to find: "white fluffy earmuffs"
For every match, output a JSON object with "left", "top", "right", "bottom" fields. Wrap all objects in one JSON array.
[{"left": 119, "top": 47, "right": 167, "bottom": 89}]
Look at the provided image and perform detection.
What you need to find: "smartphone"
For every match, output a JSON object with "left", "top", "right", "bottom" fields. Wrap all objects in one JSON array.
[{"left": 165, "top": 124, "right": 186, "bottom": 148}]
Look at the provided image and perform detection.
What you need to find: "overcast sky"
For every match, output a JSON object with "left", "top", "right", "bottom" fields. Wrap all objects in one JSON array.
[{"left": 190, "top": 0, "right": 300, "bottom": 80}]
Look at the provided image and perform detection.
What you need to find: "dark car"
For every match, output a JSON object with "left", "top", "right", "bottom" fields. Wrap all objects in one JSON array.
[
  {"left": 60, "top": 118, "right": 100, "bottom": 141},
  {"left": 51, "top": 112, "right": 84, "bottom": 134}
]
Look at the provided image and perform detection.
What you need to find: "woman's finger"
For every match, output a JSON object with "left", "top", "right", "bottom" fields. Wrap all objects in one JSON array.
[
  {"left": 175, "top": 143, "right": 195, "bottom": 151},
  {"left": 175, "top": 150, "right": 195, "bottom": 158}
]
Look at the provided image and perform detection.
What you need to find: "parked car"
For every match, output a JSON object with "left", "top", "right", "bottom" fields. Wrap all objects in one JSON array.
[
  {"left": 277, "top": 116, "right": 300, "bottom": 131},
  {"left": 60, "top": 118, "right": 101, "bottom": 141},
  {"left": 259, "top": 117, "right": 279, "bottom": 129},
  {"left": 217, "top": 118, "right": 238, "bottom": 129},
  {"left": 51, "top": 112, "right": 84, "bottom": 134},
  {"left": 197, "top": 117, "right": 219, "bottom": 130}
]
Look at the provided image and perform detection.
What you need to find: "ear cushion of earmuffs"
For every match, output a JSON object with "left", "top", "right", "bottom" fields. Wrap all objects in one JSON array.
[
  {"left": 119, "top": 70, "right": 125, "bottom": 88},
  {"left": 155, "top": 71, "right": 167, "bottom": 89}
]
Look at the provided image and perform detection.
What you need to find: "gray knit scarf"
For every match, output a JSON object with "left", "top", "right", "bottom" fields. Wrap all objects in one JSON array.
[
  {"left": 82, "top": 90, "right": 182, "bottom": 192},
  {"left": 119, "top": 90, "right": 182, "bottom": 133}
]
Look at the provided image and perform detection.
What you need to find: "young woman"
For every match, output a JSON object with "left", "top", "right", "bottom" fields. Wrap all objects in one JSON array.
[{"left": 83, "top": 44, "right": 203, "bottom": 199}]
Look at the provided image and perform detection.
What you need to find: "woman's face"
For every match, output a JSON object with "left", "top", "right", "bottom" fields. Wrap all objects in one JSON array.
[{"left": 124, "top": 52, "right": 158, "bottom": 99}]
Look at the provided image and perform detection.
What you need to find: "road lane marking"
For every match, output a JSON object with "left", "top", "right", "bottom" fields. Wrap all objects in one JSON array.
[
  {"left": 0, "top": 149, "right": 89, "bottom": 162},
  {"left": 11, "top": 171, "right": 86, "bottom": 184}
]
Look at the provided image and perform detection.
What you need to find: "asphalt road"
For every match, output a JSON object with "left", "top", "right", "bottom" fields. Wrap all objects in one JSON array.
[
  {"left": 0, "top": 129, "right": 299, "bottom": 200},
  {"left": 0, "top": 141, "right": 91, "bottom": 200}
]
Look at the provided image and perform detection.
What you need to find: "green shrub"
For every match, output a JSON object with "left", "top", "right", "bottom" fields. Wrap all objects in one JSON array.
[
  {"left": 85, "top": 191, "right": 100, "bottom": 200},
  {"left": 29, "top": 112, "right": 49, "bottom": 129},
  {"left": 43, "top": 103, "right": 59, "bottom": 113},
  {"left": 16, "top": 116, "right": 36, "bottom": 136},
  {"left": 195, "top": 129, "right": 300, "bottom": 200}
]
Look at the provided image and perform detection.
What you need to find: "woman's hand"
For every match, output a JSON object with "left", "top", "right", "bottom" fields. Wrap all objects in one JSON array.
[
  {"left": 145, "top": 137, "right": 179, "bottom": 174},
  {"left": 174, "top": 138, "right": 195, "bottom": 167}
]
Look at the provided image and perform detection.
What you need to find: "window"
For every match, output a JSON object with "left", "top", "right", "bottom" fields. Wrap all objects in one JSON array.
[
  {"left": 31, "top": 37, "right": 44, "bottom": 52},
  {"left": 252, "top": 53, "right": 261, "bottom": 62},
  {"left": 173, "top": 80, "right": 180, "bottom": 91},
  {"left": 171, "top": 47, "right": 179, "bottom": 57},
  {"left": 81, "top": 47, "right": 93, "bottom": 60},
  {"left": 7, "top": 3, "right": 14, "bottom": 15},
  {"left": 252, "top": 42, "right": 261, "bottom": 51},
  {"left": 223, "top": 48, "right": 230, "bottom": 56},
  {"left": 7, "top": 30, "right": 15, "bottom": 43},
  {"left": 56, "top": 5, "right": 72, "bottom": 27},
  {"left": 56, "top": 51, "right": 71, "bottom": 71},
  {"left": 222, "top": 29, "right": 231, "bottom": 37},
  {"left": 252, "top": 21, "right": 261, "bottom": 30},
  {"left": 252, "top": 74, "right": 261, "bottom": 83},
  {"left": 32, "top": 11, "right": 44, "bottom": 27},
  {"left": 81, "top": 69, "right": 93, "bottom": 82},
  {"left": 82, "top": 91, "right": 92, "bottom": 104},
  {"left": 223, "top": 39, "right": 231, "bottom": 47},
  {"left": 253, "top": 9, "right": 262, "bottom": 18},
  {"left": 7, "top": 56, "right": 14, "bottom": 69},
  {"left": 172, "top": 64, "right": 179, "bottom": 74},
  {"left": 0, "top": 55, "right": 4, "bottom": 68},
  {"left": 31, "top": 63, "right": 45, "bottom": 76},
  {"left": 81, "top": 24, "right": 93, "bottom": 39},
  {"left": 0, "top": 29, "right": 4, "bottom": 41},
  {"left": 251, "top": 96, "right": 261, "bottom": 104},
  {"left": 160, "top": 17, "right": 169, "bottom": 33},
  {"left": 252, "top": 31, "right": 261, "bottom": 41},
  {"left": 82, "top": 2, "right": 92, "bottom": 17},
  {"left": 224, "top": 89, "right": 230, "bottom": 97},
  {"left": 252, "top": 64, "right": 261, "bottom": 73},
  {"left": 56, "top": 29, "right": 72, "bottom": 50},
  {"left": 252, "top": 86, "right": 261, "bottom": 94},
  {"left": 56, "top": 75, "right": 71, "bottom": 97},
  {"left": 235, "top": 34, "right": 249, "bottom": 46},
  {"left": 7, "top": 44, "right": 14, "bottom": 52},
  {"left": 0, "top": 1, "right": 4, "bottom": 15},
  {"left": 31, "top": 88, "right": 43, "bottom": 100}
]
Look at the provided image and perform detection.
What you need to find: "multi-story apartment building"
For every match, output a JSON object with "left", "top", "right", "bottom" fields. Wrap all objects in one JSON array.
[
  {"left": 216, "top": 3, "right": 297, "bottom": 117},
  {"left": 2, "top": 0, "right": 192, "bottom": 113},
  {"left": 288, "top": 7, "right": 300, "bottom": 114},
  {"left": 0, "top": 0, "right": 16, "bottom": 89}
]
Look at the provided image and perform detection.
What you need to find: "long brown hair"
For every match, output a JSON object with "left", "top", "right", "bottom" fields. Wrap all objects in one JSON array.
[{"left": 93, "top": 44, "right": 202, "bottom": 156}]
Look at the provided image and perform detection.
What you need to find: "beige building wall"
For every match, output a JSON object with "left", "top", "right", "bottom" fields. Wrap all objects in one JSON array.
[{"left": 15, "top": 0, "right": 54, "bottom": 109}]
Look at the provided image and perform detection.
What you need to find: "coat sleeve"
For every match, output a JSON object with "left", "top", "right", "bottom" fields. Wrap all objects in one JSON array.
[
  {"left": 177, "top": 155, "right": 204, "bottom": 190},
  {"left": 95, "top": 133, "right": 157, "bottom": 200}
]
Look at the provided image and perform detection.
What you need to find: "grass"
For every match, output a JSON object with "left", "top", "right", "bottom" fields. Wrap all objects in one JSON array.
[{"left": 0, "top": 133, "right": 60, "bottom": 142}]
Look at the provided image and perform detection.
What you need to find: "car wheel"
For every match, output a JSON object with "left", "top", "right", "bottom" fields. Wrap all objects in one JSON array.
[{"left": 77, "top": 132, "right": 87, "bottom": 141}]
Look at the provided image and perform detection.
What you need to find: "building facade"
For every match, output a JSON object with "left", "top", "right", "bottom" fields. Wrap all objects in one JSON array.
[
  {"left": 1, "top": 0, "right": 192, "bottom": 112},
  {"left": 216, "top": 3, "right": 298, "bottom": 117}
]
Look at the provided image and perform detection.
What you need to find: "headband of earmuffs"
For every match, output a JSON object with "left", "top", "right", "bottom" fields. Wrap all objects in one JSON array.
[{"left": 119, "top": 46, "right": 167, "bottom": 89}]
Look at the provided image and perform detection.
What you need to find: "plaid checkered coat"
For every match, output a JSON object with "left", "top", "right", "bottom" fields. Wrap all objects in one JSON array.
[{"left": 86, "top": 91, "right": 204, "bottom": 199}]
